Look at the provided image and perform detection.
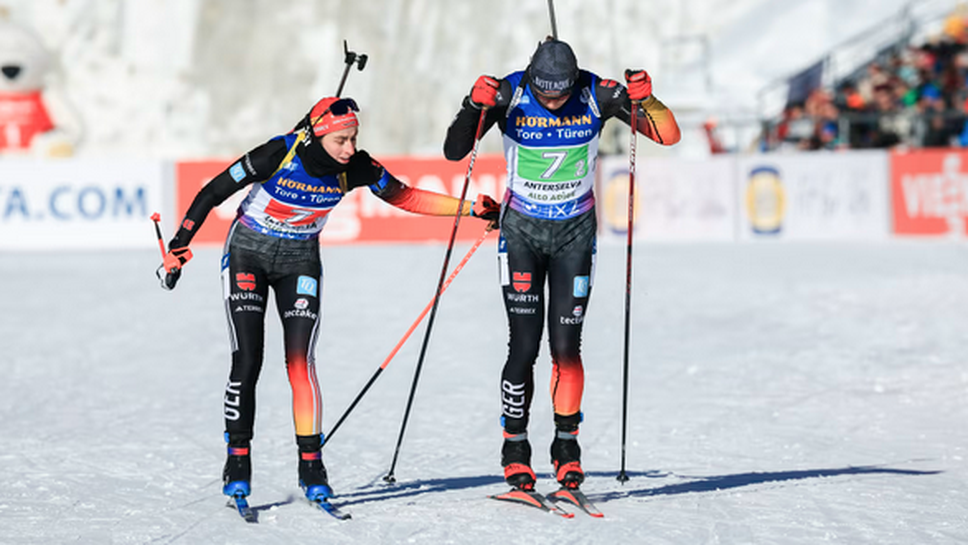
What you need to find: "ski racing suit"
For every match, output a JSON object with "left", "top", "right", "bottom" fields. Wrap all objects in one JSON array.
[
  {"left": 444, "top": 69, "right": 680, "bottom": 437},
  {"left": 169, "top": 129, "right": 473, "bottom": 450}
]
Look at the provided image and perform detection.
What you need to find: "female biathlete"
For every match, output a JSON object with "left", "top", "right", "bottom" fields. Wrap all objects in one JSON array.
[{"left": 160, "top": 96, "right": 498, "bottom": 504}]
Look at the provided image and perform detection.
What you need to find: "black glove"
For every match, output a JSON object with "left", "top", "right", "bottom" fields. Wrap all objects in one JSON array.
[
  {"left": 471, "top": 194, "right": 501, "bottom": 230},
  {"left": 157, "top": 266, "right": 181, "bottom": 291}
]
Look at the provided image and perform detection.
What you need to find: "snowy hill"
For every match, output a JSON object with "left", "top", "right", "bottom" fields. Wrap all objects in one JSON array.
[{"left": 2, "top": 0, "right": 960, "bottom": 159}]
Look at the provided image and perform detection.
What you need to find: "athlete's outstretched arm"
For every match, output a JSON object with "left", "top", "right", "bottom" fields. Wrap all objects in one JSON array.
[
  {"left": 343, "top": 150, "right": 480, "bottom": 217},
  {"left": 373, "top": 176, "right": 474, "bottom": 216},
  {"left": 169, "top": 139, "right": 287, "bottom": 248}
]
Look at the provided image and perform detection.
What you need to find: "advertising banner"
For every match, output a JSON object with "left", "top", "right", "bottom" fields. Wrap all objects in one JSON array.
[
  {"left": 0, "top": 159, "right": 167, "bottom": 250},
  {"left": 734, "top": 151, "right": 890, "bottom": 241},
  {"left": 891, "top": 149, "right": 968, "bottom": 237},
  {"left": 598, "top": 155, "right": 737, "bottom": 242},
  {"left": 176, "top": 155, "right": 507, "bottom": 245}
]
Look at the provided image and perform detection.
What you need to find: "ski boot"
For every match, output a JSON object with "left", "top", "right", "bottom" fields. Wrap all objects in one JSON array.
[
  {"left": 222, "top": 441, "right": 252, "bottom": 498},
  {"left": 501, "top": 431, "right": 536, "bottom": 491},
  {"left": 297, "top": 434, "right": 332, "bottom": 501},
  {"left": 551, "top": 419, "right": 584, "bottom": 489}
]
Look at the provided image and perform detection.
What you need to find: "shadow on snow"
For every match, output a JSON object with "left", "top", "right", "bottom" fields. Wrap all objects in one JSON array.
[{"left": 333, "top": 465, "right": 942, "bottom": 507}]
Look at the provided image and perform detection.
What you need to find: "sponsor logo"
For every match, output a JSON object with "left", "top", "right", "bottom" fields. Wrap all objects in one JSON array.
[
  {"left": 3, "top": 184, "right": 147, "bottom": 222},
  {"left": 509, "top": 307, "right": 537, "bottom": 315},
  {"left": 236, "top": 273, "right": 256, "bottom": 291},
  {"left": 297, "top": 276, "right": 317, "bottom": 296},
  {"left": 229, "top": 162, "right": 246, "bottom": 182},
  {"left": 514, "top": 114, "right": 593, "bottom": 128},
  {"left": 601, "top": 79, "right": 619, "bottom": 88},
  {"left": 221, "top": 254, "right": 230, "bottom": 270},
  {"left": 181, "top": 218, "right": 195, "bottom": 231},
  {"left": 746, "top": 166, "right": 785, "bottom": 234},
  {"left": 229, "top": 292, "right": 264, "bottom": 303},
  {"left": 573, "top": 276, "right": 589, "bottom": 298},
  {"left": 894, "top": 152, "right": 968, "bottom": 235},
  {"left": 283, "top": 308, "right": 318, "bottom": 320},
  {"left": 274, "top": 178, "right": 343, "bottom": 194},
  {"left": 560, "top": 306, "right": 584, "bottom": 325},
  {"left": 531, "top": 75, "right": 573, "bottom": 93},
  {"left": 294, "top": 298, "right": 309, "bottom": 310},
  {"left": 512, "top": 272, "right": 532, "bottom": 293},
  {"left": 234, "top": 304, "right": 263, "bottom": 313},
  {"left": 506, "top": 292, "right": 539, "bottom": 303}
]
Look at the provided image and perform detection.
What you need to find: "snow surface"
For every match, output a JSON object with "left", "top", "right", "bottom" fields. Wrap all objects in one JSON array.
[{"left": 2, "top": 240, "right": 968, "bottom": 543}]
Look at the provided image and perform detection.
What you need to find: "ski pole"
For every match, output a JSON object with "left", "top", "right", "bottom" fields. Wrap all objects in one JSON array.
[
  {"left": 321, "top": 228, "right": 490, "bottom": 448},
  {"left": 617, "top": 99, "right": 640, "bottom": 484},
  {"left": 151, "top": 212, "right": 192, "bottom": 285},
  {"left": 547, "top": 0, "right": 558, "bottom": 39},
  {"left": 384, "top": 106, "right": 489, "bottom": 483},
  {"left": 150, "top": 212, "right": 167, "bottom": 259},
  {"left": 336, "top": 40, "right": 368, "bottom": 97}
]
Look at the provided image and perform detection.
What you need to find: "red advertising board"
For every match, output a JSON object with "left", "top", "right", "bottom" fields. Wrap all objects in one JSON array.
[
  {"left": 891, "top": 149, "right": 968, "bottom": 236},
  {"left": 176, "top": 155, "right": 507, "bottom": 245}
]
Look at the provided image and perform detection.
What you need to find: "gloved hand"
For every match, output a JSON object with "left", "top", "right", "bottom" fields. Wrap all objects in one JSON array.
[
  {"left": 157, "top": 265, "right": 181, "bottom": 291},
  {"left": 471, "top": 193, "right": 501, "bottom": 230},
  {"left": 470, "top": 75, "right": 500, "bottom": 109},
  {"left": 624, "top": 69, "right": 652, "bottom": 101},
  {"left": 157, "top": 246, "right": 193, "bottom": 291}
]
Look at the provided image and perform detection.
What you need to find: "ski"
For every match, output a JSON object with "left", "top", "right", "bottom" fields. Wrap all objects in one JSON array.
[
  {"left": 228, "top": 495, "right": 258, "bottom": 523},
  {"left": 488, "top": 488, "right": 575, "bottom": 518},
  {"left": 310, "top": 497, "right": 352, "bottom": 520},
  {"left": 548, "top": 487, "right": 604, "bottom": 518}
]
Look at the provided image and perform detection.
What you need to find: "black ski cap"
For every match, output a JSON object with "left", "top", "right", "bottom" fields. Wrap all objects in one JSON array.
[{"left": 527, "top": 39, "right": 579, "bottom": 97}]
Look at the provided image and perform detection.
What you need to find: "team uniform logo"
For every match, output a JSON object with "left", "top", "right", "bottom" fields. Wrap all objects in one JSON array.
[
  {"left": 229, "top": 162, "right": 246, "bottom": 182},
  {"left": 512, "top": 272, "right": 532, "bottom": 293},
  {"left": 236, "top": 273, "right": 256, "bottom": 291},
  {"left": 573, "top": 275, "right": 589, "bottom": 297},
  {"left": 297, "top": 276, "right": 318, "bottom": 296}
]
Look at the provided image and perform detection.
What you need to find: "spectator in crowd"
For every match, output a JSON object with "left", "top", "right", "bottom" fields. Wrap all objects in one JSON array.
[{"left": 759, "top": 9, "right": 968, "bottom": 153}]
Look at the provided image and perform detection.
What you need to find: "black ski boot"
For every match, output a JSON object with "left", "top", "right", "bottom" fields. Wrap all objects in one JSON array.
[
  {"left": 501, "top": 432, "right": 536, "bottom": 490},
  {"left": 297, "top": 434, "right": 332, "bottom": 501},
  {"left": 551, "top": 418, "right": 584, "bottom": 489},
  {"left": 222, "top": 439, "right": 252, "bottom": 498}
]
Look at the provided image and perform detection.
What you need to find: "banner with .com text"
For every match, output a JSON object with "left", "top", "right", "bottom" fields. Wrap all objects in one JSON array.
[{"left": 0, "top": 159, "right": 167, "bottom": 250}]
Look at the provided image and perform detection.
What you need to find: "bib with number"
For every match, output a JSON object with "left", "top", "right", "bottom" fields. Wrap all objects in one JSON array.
[{"left": 502, "top": 70, "right": 603, "bottom": 220}]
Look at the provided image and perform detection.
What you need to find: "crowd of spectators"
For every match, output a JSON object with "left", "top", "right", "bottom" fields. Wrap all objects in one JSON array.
[{"left": 758, "top": 10, "right": 968, "bottom": 153}]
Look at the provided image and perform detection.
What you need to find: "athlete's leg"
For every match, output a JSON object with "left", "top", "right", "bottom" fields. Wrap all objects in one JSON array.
[
  {"left": 545, "top": 211, "right": 596, "bottom": 487},
  {"left": 498, "top": 229, "right": 547, "bottom": 435},
  {"left": 546, "top": 211, "right": 596, "bottom": 423},
  {"left": 497, "top": 221, "right": 548, "bottom": 489},
  {"left": 273, "top": 253, "right": 328, "bottom": 498},
  {"left": 221, "top": 243, "right": 271, "bottom": 445},
  {"left": 274, "top": 268, "right": 324, "bottom": 439}
]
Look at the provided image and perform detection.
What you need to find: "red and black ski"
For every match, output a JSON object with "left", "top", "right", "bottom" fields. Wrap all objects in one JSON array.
[
  {"left": 547, "top": 487, "right": 604, "bottom": 518},
  {"left": 488, "top": 488, "right": 575, "bottom": 518}
]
